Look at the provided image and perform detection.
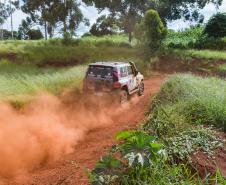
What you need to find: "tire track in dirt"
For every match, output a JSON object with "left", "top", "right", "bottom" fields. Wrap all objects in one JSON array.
[{"left": 6, "top": 75, "right": 167, "bottom": 185}]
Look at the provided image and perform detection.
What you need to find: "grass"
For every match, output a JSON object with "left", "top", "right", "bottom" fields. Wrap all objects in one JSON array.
[
  {"left": 0, "top": 34, "right": 134, "bottom": 64},
  {"left": 90, "top": 74, "right": 226, "bottom": 185},
  {"left": 171, "top": 49, "right": 226, "bottom": 61},
  {"left": 0, "top": 36, "right": 151, "bottom": 104},
  {"left": 0, "top": 59, "right": 86, "bottom": 102},
  {"left": 146, "top": 74, "right": 226, "bottom": 133},
  {"left": 216, "top": 64, "right": 226, "bottom": 77}
]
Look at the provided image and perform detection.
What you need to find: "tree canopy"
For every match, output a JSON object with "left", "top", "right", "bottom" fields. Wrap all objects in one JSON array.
[
  {"left": 21, "top": 0, "right": 87, "bottom": 39},
  {"left": 204, "top": 12, "right": 226, "bottom": 38},
  {"left": 90, "top": 15, "right": 120, "bottom": 36},
  {"left": 83, "top": 0, "right": 223, "bottom": 41}
]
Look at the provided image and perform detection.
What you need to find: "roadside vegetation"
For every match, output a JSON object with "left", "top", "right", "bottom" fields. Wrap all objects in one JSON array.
[
  {"left": 90, "top": 74, "right": 226, "bottom": 184},
  {"left": 0, "top": 1, "right": 226, "bottom": 183}
]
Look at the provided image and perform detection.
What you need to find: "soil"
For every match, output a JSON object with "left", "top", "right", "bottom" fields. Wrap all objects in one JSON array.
[
  {"left": 2, "top": 74, "right": 226, "bottom": 185},
  {"left": 192, "top": 131, "right": 226, "bottom": 178},
  {"left": 5, "top": 75, "right": 167, "bottom": 185}
]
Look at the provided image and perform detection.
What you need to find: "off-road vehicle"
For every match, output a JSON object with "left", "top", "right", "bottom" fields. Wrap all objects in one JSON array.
[{"left": 83, "top": 61, "right": 144, "bottom": 103}]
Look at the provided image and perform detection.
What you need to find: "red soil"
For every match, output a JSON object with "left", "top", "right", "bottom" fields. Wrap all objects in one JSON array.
[
  {"left": 4, "top": 75, "right": 166, "bottom": 185},
  {"left": 2, "top": 75, "right": 226, "bottom": 185},
  {"left": 192, "top": 132, "right": 226, "bottom": 178}
]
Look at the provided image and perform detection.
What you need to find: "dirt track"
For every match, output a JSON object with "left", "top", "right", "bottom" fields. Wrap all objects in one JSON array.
[{"left": 5, "top": 76, "right": 166, "bottom": 185}]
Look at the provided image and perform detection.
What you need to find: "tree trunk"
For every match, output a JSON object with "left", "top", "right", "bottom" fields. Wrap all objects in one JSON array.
[
  {"left": 9, "top": 0, "right": 13, "bottom": 39},
  {"left": 44, "top": 21, "right": 47, "bottom": 40},
  {"left": 128, "top": 31, "right": 132, "bottom": 43}
]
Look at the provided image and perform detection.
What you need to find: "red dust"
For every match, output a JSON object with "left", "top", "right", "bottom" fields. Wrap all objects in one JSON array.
[{"left": 0, "top": 85, "right": 146, "bottom": 181}]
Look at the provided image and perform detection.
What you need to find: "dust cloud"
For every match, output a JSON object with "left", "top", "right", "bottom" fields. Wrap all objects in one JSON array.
[{"left": 0, "top": 92, "right": 131, "bottom": 179}]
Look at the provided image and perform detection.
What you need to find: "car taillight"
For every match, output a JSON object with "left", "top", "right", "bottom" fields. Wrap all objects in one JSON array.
[{"left": 114, "top": 82, "right": 121, "bottom": 89}]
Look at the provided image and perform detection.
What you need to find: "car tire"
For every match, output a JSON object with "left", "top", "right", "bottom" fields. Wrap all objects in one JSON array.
[
  {"left": 138, "top": 81, "right": 144, "bottom": 96},
  {"left": 120, "top": 90, "right": 128, "bottom": 104}
]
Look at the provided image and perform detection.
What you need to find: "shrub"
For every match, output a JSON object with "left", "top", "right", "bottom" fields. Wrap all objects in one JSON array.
[
  {"left": 204, "top": 12, "right": 226, "bottom": 38},
  {"left": 135, "top": 9, "right": 167, "bottom": 53},
  {"left": 194, "top": 35, "right": 226, "bottom": 50}
]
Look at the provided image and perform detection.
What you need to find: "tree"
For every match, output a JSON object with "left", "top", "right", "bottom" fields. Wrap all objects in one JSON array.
[
  {"left": 21, "top": 0, "right": 87, "bottom": 39},
  {"left": 17, "top": 17, "right": 43, "bottom": 40},
  {"left": 27, "top": 29, "right": 43, "bottom": 40},
  {"left": 83, "top": 0, "right": 223, "bottom": 42},
  {"left": 204, "top": 12, "right": 226, "bottom": 38},
  {"left": 135, "top": 10, "right": 167, "bottom": 53},
  {"left": 90, "top": 15, "right": 120, "bottom": 36},
  {"left": 0, "top": 0, "right": 19, "bottom": 39},
  {"left": 17, "top": 17, "right": 32, "bottom": 40}
]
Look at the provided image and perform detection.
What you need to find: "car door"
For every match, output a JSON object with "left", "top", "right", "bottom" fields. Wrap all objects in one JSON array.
[{"left": 127, "top": 65, "right": 137, "bottom": 92}]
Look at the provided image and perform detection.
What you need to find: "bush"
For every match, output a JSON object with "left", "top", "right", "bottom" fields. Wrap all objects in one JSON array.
[
  {"left": 166, "top": 27, "right": 203, "bottom": 49},
  {"left": 194, "top": 35, "right": 226, "bottom": 50},
  {"left": 204, "top": 12, "right": 226, "bottom": 38},
  {"left": 135, "top": 9, "right": 167, "bottom": 53}
]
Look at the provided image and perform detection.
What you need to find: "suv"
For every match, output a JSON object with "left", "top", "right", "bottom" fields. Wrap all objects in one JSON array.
[{"left": 83, "top": 61, "right": 144, "bottom": 103}]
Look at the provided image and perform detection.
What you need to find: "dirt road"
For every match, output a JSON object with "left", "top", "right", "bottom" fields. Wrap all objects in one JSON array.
[{"left": 4, "top": 75, "right": 166, "bottom": 185}]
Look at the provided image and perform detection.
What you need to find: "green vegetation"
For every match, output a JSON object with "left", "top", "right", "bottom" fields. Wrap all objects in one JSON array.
[
  {"left": 204, "top": 13, "right": 226, "bottom": 38},
  {"left": 0, "top": 35, "right": 151, "bottom": 104},
  {"left": 172, "top": 49, "right": 226, "bottom": 60},
  {"left": 166, "top": 27, "right": 226, "bottom": 50},
  {"left": 217, "top": 64, "right": 226, "bottom": 77},
  {"left": 0, "top": 59, "right": 86, "bottom": 102},
  {"left": 147, "top": 74, "right": 226, "bottom": 131},
  {"left": 135, "top": 9, "right": 167, "bottom": 53},
  {"left": 90, "top": 74, "right": 226, "bottom": 185}
]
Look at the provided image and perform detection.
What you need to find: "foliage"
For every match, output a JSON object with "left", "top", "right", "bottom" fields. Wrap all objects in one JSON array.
[
  {"left": 216, "top": 64, "right": 226, "bottom": 78},
  {"left": 17, "top": 17, "right": 43, "bottom": 40},
  {"left": 0, "top": 1, "right": 18, "bottom": 25},
  {"left": 135, "top": 10, "right": 167, "bottom": 53},
  {"left": 172, "top": 49, "right": 226, "bottom": 61},
  {"left": 90, "top": 130, "right": 209, "bottom": 185},
  {"left": 166, "top": 26, "right": 226, "bottom": 50},
  {"left": 83, "top": 0, "right": 223, "bottom": 41},
  {"left": 166, "top": 127, "right": 223, "bottom": 162},
  {"left": 116, "top": 131, "right": 163, "bottom": 167},
  {"left": 194, "top": 35, "right": 226, "bottom": 50},
  {"left": 204, "top": 12, "right": 226, "bottom": 38},
  {"left": 27, "top": 29, "right": 43, "bottom": 40},
  {"left": 90, "top": 131, "right": 165, "bottom": 185},
  {"left": 165, "top": 27, "right": 203, "bottom": 49},
  {"left": 21, "top": 0, "right": 86, "bottom": 38},
  {"left": 0, "top": 29, "right": 18, "bottom": 40},
  {"left": 90, "top": 15, "right": 120, "bottom": 36},
  {"left": 0, "top": 59, "right": 86, "bottom": 101},
  {"left": 145, "top": 74, "right": 226, "bottom": 133},
  {"left": 18, "top": 17, "right": 43, "bottom": 40}
]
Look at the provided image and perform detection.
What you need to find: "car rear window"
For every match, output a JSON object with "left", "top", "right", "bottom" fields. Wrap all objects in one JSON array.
[{"left": 88, "top": 66, "right": 113, "bottom": 78}]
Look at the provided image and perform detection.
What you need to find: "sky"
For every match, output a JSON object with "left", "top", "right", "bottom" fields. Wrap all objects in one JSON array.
[{"left": 2, "top": 0, "right": 226, "bottom": 36}]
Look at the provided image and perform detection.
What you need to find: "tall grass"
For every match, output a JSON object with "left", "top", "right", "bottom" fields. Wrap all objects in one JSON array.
[
  {"left": 0, "top": 35, "right": 139, "bottom": 66},
  {"left": 172, "top": 49, "right": 226, "bottom": 60},
  {"left": 148, "top": 74, "right": 226, "bottom": 132},
  {"left": 0, "top": 59, "right": 86, "bottom": 101}
]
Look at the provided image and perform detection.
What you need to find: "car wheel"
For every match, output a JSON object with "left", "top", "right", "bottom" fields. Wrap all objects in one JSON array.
[
  {"left": 138, "top": 81, "right": 144, "bottom": 96},
  {"left": 120, "top": 90, "right": 128, "bottom": 104}
]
